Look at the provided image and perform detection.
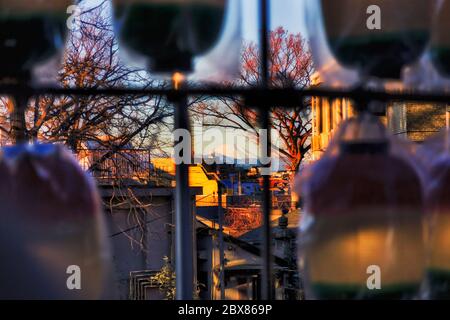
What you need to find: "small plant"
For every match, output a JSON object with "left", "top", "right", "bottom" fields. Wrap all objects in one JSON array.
[
  {"left": 150, "top": 256, "right": 176, "bottom": 300},
  {"left": 150, "top": 256, "right": 203, "bottom": 300}
]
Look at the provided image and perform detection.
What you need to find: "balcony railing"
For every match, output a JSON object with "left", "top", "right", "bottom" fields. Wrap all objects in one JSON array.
[{"left": 77, "top": 148, "right": 150, "bottom": 182}]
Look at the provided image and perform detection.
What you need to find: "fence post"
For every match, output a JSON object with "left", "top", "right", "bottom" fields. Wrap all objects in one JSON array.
[
  {"left": 218, "top": 182, "right": 225, "bottom": 299},
  {"left": 259, "top": 0, "right": 273, "bottom": 300},
  {"left": 11, "top": 95, "right": 29, "bottom": 144},
  {"left": 172, "top": 76, "right": 194, "bottom": 300}
]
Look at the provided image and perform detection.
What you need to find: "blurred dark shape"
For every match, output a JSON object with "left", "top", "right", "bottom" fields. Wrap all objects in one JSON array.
[{"left": 113, "top": 0, "right": 227, "bottom": 73}]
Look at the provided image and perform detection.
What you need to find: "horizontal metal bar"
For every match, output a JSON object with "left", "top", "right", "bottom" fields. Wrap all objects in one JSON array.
[{"left": 1, "top": 85, "right": 450, "bottom": 106}]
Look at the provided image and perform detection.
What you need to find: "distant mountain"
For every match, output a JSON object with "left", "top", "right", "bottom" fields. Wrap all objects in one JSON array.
[{"left": 202, "top": 154, "right": 287, "bottom": 171}]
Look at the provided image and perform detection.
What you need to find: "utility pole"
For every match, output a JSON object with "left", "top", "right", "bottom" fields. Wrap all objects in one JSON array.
[
  {"left": 259, "top": 0, "right": 273, "bottom": 300},
  {"left": 11, "top": 95, "right": 29, "bottom": 144},
  {"left": 218, "top": 181, "right": 225, "bottom": 300},
  {"left": 172, "top": 73, "right": 194, "bottom": 300}
]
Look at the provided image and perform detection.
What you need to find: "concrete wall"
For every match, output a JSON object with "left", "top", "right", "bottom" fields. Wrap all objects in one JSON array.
[{"left": 101, "top": 187, "right": 174, "bottom": 299}]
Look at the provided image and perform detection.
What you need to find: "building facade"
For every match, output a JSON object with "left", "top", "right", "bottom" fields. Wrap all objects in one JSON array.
[
  {"left": 311, "top": 84, "right": 450, "bottom": 159},
  {"left": 387, "top": 103, "right": 449, "bottom": 142},
  {"left": 311, "top": 96, "right": 356, "bottom": 160}
]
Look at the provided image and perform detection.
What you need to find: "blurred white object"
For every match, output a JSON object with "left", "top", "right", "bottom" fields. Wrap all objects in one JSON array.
[{"left": 304, "top": 0, "right": 358, "bottom": 88}]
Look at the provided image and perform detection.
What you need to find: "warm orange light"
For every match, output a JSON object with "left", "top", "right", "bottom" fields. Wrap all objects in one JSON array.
[
  {"left": 172, "top": 72, "right": 185, "bottom": 90},
  {"left": 429, "top": 213, "right": 450, "bottom": 270},
  {"left": 307, "top": 219, "right": 425, "bottom": 285}
]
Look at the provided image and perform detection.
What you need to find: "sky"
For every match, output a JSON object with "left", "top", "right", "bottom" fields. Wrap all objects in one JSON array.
[{"left": 242, "top": 0, "right": 308, "bottom": 41}]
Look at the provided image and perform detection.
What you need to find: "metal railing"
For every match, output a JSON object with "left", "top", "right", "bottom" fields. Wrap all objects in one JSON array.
[{"left": 76, "top": 148, "right": 151, "bottom": 183}]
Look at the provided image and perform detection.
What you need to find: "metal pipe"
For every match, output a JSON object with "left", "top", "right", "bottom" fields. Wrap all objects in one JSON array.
[
  {"left": 218, "top": 182, "right": 225, "bottom": 300},
  {"left": 173, "top": 76, "right": 194, "bottom": 300},
  {"left": 1, "top": 86, "right": 450, "bottom": 107},
  {"left": 259, "top": 0, "right": 273, "bottom": 300},
  {"left": 11, "top": 95, "right": 29, "bottom": 144}
]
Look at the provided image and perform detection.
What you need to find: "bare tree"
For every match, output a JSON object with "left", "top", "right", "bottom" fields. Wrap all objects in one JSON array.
[
  {"left": 0, "top": 1, "right": 173, "bottom": 160},
  {"left": 193, "top": 27, "right": 313, "bottom": 172}
]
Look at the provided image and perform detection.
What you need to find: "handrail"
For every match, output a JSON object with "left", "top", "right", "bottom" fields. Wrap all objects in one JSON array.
[{"left": 1, "top": 85, "right": 450, "bottom": 108}]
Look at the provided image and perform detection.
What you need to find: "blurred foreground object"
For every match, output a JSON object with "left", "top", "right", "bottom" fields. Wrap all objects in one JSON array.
[
  {"left": 305, "top": 0, "right": 434, "bottom": 87},
  {"left": 430, "top": 0, "right": 450, "bottom": 78},
  {"left": 418, "top": 130, "right": 450, "bottom": 299},
  {"left": 0, "top": 161, "right": 61, "bottom": 299},
  {"left": 297, "top": 114, "right": 425, "bottom": 299},
  {"left": 0, "top": 0, "right": 71, "bottom": 81},
  {"left": 112, "top": 0, "right": 235, "bottom": 76},
  {"left": 0, "top": 144, "right": 114, "bottom": 299},
  {"left": 0, "top": 215, "right": 63, "bottom": 299}
]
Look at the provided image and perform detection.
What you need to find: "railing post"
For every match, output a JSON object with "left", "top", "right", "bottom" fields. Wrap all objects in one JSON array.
[
  {"left": 218, "top": 182, "right": 225, "bottom": 300},
  {"left": 172, "top": 75, "right": 194, "bottom": 300},
  {"left": 11, "top": 94, "right": 29, "bottom": 144},
  {"left": 260, "top": 107, "right": 273, "bottom": 300},
  {"left": 259, "top": 0, "right": 273, "bottom": 300}
]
